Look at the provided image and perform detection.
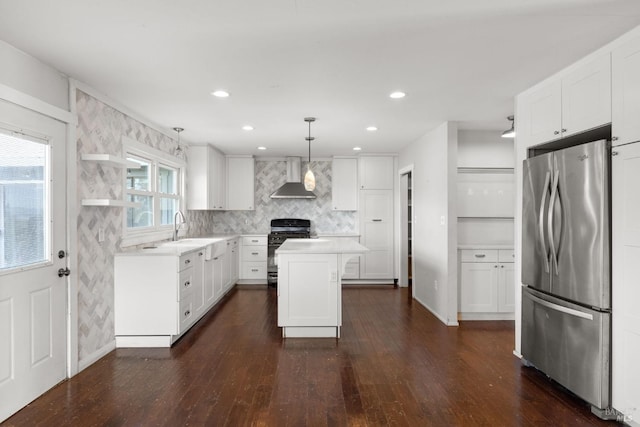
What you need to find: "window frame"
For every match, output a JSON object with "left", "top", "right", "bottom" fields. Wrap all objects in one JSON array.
[{"left": 121, "top": 137, "right": 186, "bottom": 247}]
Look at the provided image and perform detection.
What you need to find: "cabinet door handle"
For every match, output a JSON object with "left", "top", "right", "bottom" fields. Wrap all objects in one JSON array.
[
  {"left": 184, "top": 310, "right": 191, "bottom": 317},
  {"left": 372, "top": 219, "right": 382, "bottom": 222},
  {"left": 251, "top": 252, "right": 259, "bottom": 255},
  {"left": 474, "top": 254, "right": 486, "bottom": 258},
  {"left": 184, "top": 259, "right": 191, "bottom": 265},
  {"left": 554, "top": 130, "right": 560, "bottom": 135},
  {"left": 251, "top": 239, "right": 258, "bottom": 243},
  {"left": 561, "top": 128, "right": 567, "bottom": 133},
  {"left": 494, "top": 265, "right": 498, "bottom": 268},
  {"left": 184, "top": 281, "right": 191, "bottom": 287},
  {"left": 612, "top": 136, "right": 619, "bottom": 141},
  {"left": 251, "top": 268, "right": 259, "bottom": 272},
  {"left": 199, "top": 252, "right": 203, "bottom": 256},
  {"left": 500, "top": 265, "right": 504, "bottom": 268}
]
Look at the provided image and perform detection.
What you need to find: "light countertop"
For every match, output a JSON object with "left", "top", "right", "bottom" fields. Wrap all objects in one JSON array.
[
  {"left": 458, "top": 244, "right": 514, "bottom": 250},
  {"left": 276, "top": 238, "right": 368, "bottom": 255},
  {"left": 117, "top": 235, "right": 241, "bottom": 257}
]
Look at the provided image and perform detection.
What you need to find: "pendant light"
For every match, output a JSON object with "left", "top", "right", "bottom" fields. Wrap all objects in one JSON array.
[
  {"left": 501, "top": 116, "right": 515, "bottom": 138},
  {"left": 173, "top": 127, "right": 186, "bottom": 159},
  {"left": 304, "top": 117, "right": 316, "bottom": 191}
]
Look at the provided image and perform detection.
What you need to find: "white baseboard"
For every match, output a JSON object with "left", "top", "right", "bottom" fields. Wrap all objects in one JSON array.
[
  {"left": 458, "top": 313, "right": 515, "bottom": 321},
  {"left": 236, "top": 279, "right": 267, "bottom": 285},
  {"left": 77, "top": 340, "right": 116, "bottom": 374}
]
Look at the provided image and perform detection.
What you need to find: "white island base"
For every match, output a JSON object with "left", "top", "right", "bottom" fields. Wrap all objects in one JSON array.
[{"left": 276, "top": 239, "right": 369, "bottom": 338}]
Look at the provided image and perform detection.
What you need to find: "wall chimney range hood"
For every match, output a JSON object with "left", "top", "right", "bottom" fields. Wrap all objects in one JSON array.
[{"left": 270, "top": 157, "right": 317, "bottom": 199}]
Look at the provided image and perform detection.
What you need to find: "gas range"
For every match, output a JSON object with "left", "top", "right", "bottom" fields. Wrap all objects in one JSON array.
[{"left": 267, "top": 219, "right": 311, "bottom": 286}]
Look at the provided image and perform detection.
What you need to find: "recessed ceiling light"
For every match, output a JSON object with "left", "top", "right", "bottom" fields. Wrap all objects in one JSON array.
[
  {"left": 389, "top": 91, "right": 406, "bottom": 99},
  {"left": 211, "top": 90, "right": 230, "bottom": 98},
  {"left": 242, "top": 125, "right": 254, "bottom": 131},
  {"left": 257, "top": 146, "right": 267, "bottom": 150},
  {"left": 366, "top": 126, "right": 378, "bottom": 131},
  {"left": 353, "top": 146, "right": 362, "bottom": 151}
]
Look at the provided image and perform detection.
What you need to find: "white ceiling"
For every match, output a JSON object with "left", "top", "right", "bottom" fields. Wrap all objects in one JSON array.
[{"left": 1, "top": 0, "right": 640, "bottom": 157}]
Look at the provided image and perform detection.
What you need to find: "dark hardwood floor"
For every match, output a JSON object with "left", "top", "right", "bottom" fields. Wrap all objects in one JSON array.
[{"left": 4, "top": 286, "right": 617, "bottom": 426}]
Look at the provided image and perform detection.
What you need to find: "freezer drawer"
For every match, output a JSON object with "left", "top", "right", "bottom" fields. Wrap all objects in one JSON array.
[{"left": 521, "top": 288, "right": 610, "bottom": 410}]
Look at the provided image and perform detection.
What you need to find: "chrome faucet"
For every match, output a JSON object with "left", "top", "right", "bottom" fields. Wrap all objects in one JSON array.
[{"left": 173, "top": 210, "right": 186, "bottom": 241}]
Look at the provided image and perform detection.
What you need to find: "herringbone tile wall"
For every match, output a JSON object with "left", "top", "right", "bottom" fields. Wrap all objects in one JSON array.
[{"left": 76, "top": 91, "right": 213, "bottom": 363}]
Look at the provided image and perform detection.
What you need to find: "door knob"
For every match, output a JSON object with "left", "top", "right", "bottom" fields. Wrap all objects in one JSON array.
[{"left": 57, "top": 268, "right": 71, "bottom": 277}]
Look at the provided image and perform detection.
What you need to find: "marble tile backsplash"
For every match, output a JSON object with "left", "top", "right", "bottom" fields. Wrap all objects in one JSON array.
[{"left": 207, "top": 160, "right": 357, "bottom": 235}]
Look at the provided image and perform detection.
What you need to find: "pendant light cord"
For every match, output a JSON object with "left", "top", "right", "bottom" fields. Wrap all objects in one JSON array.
[{"left": 308, "top": 120, "right": 311, "bottom": 163}]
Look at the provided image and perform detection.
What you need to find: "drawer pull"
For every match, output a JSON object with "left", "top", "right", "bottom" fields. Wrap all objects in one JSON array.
[
  {"left": 372, "top": 219, "right": 382, "bottom": 222},
  {"left": 474, "top": 254, "right": 486, "bottom": 258},
  {"left": 251, "top": 239, "right": 259, "bottom": 243},
  {"left": 184, "top": 310, "right": 191, "bottom": 317},
  {"left": 251, "top": 252, "right": 259, "bottom": 255},
  {"left": 184, "top": 281, "right": 191, "bottom": 287},
  {"left": 251, "top": 268, "right": 259, "bottom": 272}
]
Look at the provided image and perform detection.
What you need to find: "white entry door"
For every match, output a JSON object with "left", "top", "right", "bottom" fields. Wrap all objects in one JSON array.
[{"left": 0, "top": 100, "right": 67, "bottom": 422}]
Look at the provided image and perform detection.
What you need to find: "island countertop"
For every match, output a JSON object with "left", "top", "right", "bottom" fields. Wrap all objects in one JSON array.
[{"left": 276, "top": 238, "right": 368, "bottom": 255}]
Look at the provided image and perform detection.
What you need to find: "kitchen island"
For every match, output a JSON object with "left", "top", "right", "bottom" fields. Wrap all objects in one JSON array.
[{"left": 276, "top": 238, "right": 368, "bottom": 338}]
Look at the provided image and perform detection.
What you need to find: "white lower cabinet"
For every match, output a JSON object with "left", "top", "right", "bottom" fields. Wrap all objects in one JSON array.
[
  {"left": 459, "top": 249, "right": 515, "bottom": 320},
  {"left": 229, "top": 238, "right": 239, "bottom": 284},
  {"left": 239, "top": 235, "right": 267, "bottom": 284},
  {"left": 114, "top": 237, "right": 238, "bottom": 348},
  {"left": 278, "top": 253, "right": 340, "bottom": 338}
]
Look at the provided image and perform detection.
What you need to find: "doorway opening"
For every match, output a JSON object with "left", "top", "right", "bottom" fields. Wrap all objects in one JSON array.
[{"left": 399, "top": 168, "right": 413, "bottom": 297}]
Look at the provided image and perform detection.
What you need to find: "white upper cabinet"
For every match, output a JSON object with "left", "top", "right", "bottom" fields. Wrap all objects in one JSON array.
[
  {"left": 359, "top": 156, "right": 394, "bottom": 189},
  {"left": 226, "top": 155, "right": 255, "bottom": 210},
  {"left": 213, "top": 149, "right": 226, "bottom": 210},
  {"left": 612, "top": 35, "right": 640, "bottom": 146},
  {"left": 188, "top": 145, "right": 226, "bottom": 210},
  {"left": 522, "top": 79, "right": 563, "bottom": 145},
  {"left": 561, "top": 53, "right": 611, "bottom": 137},
  {"left": 332, "top": 157, "right": 358, "bottom": 211},
  {"left": 520, "top": 54, "right": 611, "bottom": 146}
]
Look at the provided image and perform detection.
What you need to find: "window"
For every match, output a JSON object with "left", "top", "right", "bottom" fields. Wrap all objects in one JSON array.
[
  {"left": 0, "top": 129, "right": 48, "bottom": 270},
  {"left": 123, "top": 138, "right": 185, "bottom": 245}
]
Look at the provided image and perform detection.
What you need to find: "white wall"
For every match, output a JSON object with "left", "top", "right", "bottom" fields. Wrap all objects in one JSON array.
[
  {"left": 399, "top": 122, "right": 458, "bottom": 325},
  {"left": 0, "top": 39, "right": 69, "bottom": 111},
  {"left": 457, "top": 129, "right": 514, "bottom": 168}
]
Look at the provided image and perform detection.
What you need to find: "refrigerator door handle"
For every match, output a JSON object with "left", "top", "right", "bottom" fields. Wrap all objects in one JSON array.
[
  {"left": 547, "top": 170, "right": 560, "bottom": 276},
  {"left": 538, "top": 171, "right": 551, "bottom": 273},
  {"left": 526, "top": 291, "right": 594, "bottom": 320}
]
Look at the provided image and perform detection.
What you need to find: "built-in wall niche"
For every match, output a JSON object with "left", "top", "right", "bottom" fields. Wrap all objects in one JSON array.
[{"left": 457, "top": 168, "right": 514, "bottom": 218}]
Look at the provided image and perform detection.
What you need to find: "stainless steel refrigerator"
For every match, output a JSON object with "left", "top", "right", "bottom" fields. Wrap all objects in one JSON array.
[{"left": 521, "top": 139, "right": 611, "bottom": 413}]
